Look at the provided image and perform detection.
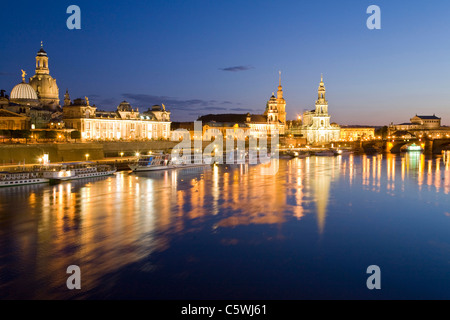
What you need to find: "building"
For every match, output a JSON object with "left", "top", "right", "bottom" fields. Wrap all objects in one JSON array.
[
  {"left": 10, "top": 43, "right": 60, "bottom": 109},
  {"left": 196, "top": 75, "right": 286, "bottom": 138},
  {"left": 264, "top": 71, "right": 287, "bottom": 126},
  {"left": 2, "top": 43, "right": 61, "bottom": 129},
  {"left": 340, "top": 126, "right": 376, "bottom": 141},
  {"left": 63, "top": 95, "right": 171, "bottom": 141},
  {"left": 389, "top": 115, "right": 450, "bottom": 139},
  {"left": 9, "top": 71, "right": 41, "bottom": 108},
  {"left": 299, "top": 75, "right": 340, "bottom": 144},
  {"left": 1, "top": 44, "right": 177, "bottom": 139},
  {"left": 0, "top": 109, "right": 30, "bottom": 130},
  {"left": 28, "top": 42, "right": 60, "bottom": 109},
  {"left": 198, "top": 112, "right": 283, "bottom": 140},
  {"left": 198, "top": 113, "right": 282, "bottom": 140}
]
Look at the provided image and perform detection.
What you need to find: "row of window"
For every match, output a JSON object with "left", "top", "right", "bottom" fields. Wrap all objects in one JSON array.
[{"left": 1, "top": 179, "right": 42, "bottom": 185}]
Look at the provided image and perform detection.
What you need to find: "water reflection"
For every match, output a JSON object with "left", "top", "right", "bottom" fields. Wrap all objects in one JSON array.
[{"left": 0, "top": 153, "right": 449, "bottom": 299}]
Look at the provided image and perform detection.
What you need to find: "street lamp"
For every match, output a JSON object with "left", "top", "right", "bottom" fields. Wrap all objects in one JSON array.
[
  {"left": 85, "top": 154, "right": 90, "bottom": 161},
  {"left": 135, "top": 152, "right": 140, "bottom": 157},
  {"left": 120, "top": 152, "right": 124, "bottom": 158}
]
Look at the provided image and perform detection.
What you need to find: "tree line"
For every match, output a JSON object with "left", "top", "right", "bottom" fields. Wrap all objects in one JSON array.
[{"left": 0, "top": 130, "right": 82, "bottom": 143}]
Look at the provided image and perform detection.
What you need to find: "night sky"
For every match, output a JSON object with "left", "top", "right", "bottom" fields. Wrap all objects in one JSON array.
[{"left": 1, "top": 0, "right": 450, "bottom": 125}]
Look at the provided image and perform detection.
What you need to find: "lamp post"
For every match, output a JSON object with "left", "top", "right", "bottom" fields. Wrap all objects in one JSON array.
[{"left": 85, "top": 154, "right": 89, "bottom": 161}]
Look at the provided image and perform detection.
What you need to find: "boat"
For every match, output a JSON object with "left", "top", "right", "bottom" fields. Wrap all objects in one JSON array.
[
  {"left": 313, "top": 149, "right": 339, "bottom": 157},
  {"left": 129, "top": 154, "right": 211, "bottom": 172},
  {"left": 0, "top": 162, "right": 117, "bottom": 186},
  {"left": 67, "top": 163, "right": 117, "bottom": 180},
  {"left": 0, "top": 171, "right": 49, "bottom": 188},
  {"left": 41, "top": 164, "right": 75, "bottom": 181},
  {"left": 292, "top": 151, "right": 310, "bottom": 159},
  {"left": 406, "top": 143, "right": 423, "bottom": 152},
  {"left": 42, "top": 162, "right": 116, "bottom": 182}
]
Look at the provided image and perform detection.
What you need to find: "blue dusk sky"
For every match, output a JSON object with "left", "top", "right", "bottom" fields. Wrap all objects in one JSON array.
[{"left": 1, "top": 0, "right": 450, "bottom": 125}]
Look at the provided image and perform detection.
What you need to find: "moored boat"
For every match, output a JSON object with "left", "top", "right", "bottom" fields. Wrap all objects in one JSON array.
[
  {"left": 406, "top": 143, "right": 424, "bottom": 152},
  {"left": 129, "top": 154, "right": 211, "bottom": 172},
  {"left": 313, "top": 150, "right": 338, "bottom": 157},
  {"left": 0, "top": 171, "right": 49, "bottom": 188},
  {"left": 42, "top": 162, "right": 116, "bottom": 182},
  {"left": 67, "top": 163, "right": 117, "bottom": 180}
]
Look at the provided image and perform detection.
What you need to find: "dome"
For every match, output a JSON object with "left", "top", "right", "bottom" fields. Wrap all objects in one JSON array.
[
  {"left": 37, "top": 47, "right": 47, "bottom": 56},
  {"left": 10, "top": 82, "right": 38, "bottom": 100},
  {"left": 117, "top": 101, "right": 133, "bottom": 112}
]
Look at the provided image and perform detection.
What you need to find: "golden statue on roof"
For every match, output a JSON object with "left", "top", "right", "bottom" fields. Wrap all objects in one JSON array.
[{"left": 21, "top": 69, "right": 27, "bottom": 82}]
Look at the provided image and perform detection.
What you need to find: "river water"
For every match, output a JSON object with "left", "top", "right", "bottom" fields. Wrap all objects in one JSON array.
[{"left": 1, "top": 152, "right": 450, "bottom": 299}]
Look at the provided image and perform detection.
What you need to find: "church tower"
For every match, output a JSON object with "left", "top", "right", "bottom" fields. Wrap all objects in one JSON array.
[
  {"left": 315, "top": 74, "right": 328, "bottom": 115},
  {"left": 35, "top": 41, "right": 49, "bottom": 75},
  {"left": 300, "top": 74, "right": 340, "bottom": 144},
  {"left": 29, "top": 42, "right": 60, "bottom": 109},
  {"left": 265, "top": 93, "right": 278, "bottom": 123},
  {"left": 276, "top": 71, "right": 286, "bottom": 125},
  {"left": 64, "top": 89, "right": 71, "bottom": 106}
]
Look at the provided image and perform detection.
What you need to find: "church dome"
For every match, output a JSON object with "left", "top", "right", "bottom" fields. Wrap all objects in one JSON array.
[
  {"left": 10, "top": 82, "right": 38, "bottom": 100},
  {"left": 117, "top": 101, "right": 134, "bottom": 112},
  {"left": 37, "top": 46, "right": 47, "bottom": 56}
]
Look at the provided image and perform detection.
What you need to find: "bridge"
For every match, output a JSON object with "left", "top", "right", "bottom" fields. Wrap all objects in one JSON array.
[{"left": 362, "top": 138, "right": 450, "bottom": 154}]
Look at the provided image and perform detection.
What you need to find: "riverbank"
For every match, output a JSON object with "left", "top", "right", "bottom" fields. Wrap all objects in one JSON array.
[{"left": 0, "top": 141, "right": 185, "bottom": 165}]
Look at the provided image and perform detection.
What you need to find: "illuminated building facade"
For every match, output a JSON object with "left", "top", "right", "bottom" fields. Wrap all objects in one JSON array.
[
  {"left": 9, "top": 43, "right": 60, "bottom": 109},
  {"left": 264, "top": 71, "right": 287, "bottom": 126},
  {"left": 389, "top": 115, "right": 450, "bottom": 139},
  {"left": 1, "top": 44, "right": 61, "bottom": 129},
  {"left": 197, "top": 75, "right": 286, "bottom": 138},
  {"left": 63, "top": 95, "right": 171, "bottom": 141},
  {"left": 340, "top": 127, "right": 375, "bottom": 141},
  {"left": 0, "top": 109, "right": 30, "bottom": 130},
  {"left": 300, "top": 75, "right": 340, "bottom": 144}
]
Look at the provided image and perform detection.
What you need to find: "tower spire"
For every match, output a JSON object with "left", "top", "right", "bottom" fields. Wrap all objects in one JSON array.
[
  {"left": 279, "top": 70, "right": 281, "bottom": 86},
  {"left": 317, "top": 74, "right": 326, "bottom": 103}
]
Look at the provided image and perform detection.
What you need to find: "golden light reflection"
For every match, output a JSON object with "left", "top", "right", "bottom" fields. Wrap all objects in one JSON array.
[{"left": 1, "top": 153, "right": 449, "bottom": 298}]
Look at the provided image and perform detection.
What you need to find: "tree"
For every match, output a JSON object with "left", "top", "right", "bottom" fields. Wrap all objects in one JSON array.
[
  {"left": 71, "top": 130, "right": 82, "bottom": 142},
  {"left": 21, "top": 130, "right": 31, "bottom": 144},
  {"left": 375, "top": 126, "right": 389, "bottom": 139},
  {"left": 45, "top": 130, "right": 58, "bottom": 141},
  {"left": 11, "top": 130, "right": 31, "bottom": 143},
  {"left": 0, "top": 130, "right": 11, "bottom": 143},
  {"left": 34, "top": 131, "right": 46, "bottom": 141}
]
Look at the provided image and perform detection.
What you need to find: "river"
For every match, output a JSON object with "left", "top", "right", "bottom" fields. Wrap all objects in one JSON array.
[{"left": 1, "top": 152, "right": 449, "bottom": 299}]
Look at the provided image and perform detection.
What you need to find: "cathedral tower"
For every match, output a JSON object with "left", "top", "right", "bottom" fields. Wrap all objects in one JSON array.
[
  {"left": 315, "top": 74, "right": 328, "bottom": 115},
  {"left": 276, "top": 71, "right": 286, "bottom": 124},
  {"left": 29, "top": 42, "right": 60, "bottom": 109}
]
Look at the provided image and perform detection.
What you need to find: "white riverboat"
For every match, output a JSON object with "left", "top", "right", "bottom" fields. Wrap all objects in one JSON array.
[
  {"left": 406, "top": 143, "right": 424, "bottom": 153},
  {"left": 43, "top": 162, "right": 117, "bottom": 182},
  {"left": 0, "top": 171, "right": 49, "bottom": 188},
  {"left": 68, "top": 163, "right": 117, "bottom": 180},
  {"left": 0, "top": 162, "right": 116, "bottom": 187},
  {"left": 129, "top": 154, "right": 211, "bottom": 172}
]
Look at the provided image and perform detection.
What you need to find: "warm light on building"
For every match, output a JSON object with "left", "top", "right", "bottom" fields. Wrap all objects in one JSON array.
[{"left": 63, "top": 98, "right": 171, "bottom": 142}]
